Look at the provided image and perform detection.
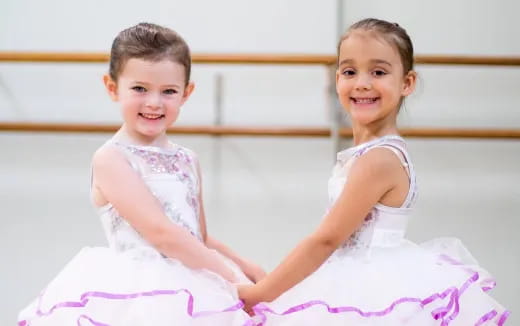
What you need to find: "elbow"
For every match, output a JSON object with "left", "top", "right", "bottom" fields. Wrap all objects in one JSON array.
[
  {"left": 309, "top": 232, "right": 344, "bottom": 253},
  {"left": 146, "top": 224, "right": 182, "bottom": 253}
]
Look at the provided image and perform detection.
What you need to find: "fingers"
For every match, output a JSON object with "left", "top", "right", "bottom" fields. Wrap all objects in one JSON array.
[{"left": 244, "top": 305, "right": 255, "bottom": 316}]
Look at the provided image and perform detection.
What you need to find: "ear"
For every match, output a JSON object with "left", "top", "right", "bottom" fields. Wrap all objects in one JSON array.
[
  {"left": 180, "top": 82, "right": 195, "bottom": 106},
  {"left": 103, "top": 74, "right": 119, "bottom": 101},
  {"left": 401, "top": 70, "right": 417, "bottom": 97}
]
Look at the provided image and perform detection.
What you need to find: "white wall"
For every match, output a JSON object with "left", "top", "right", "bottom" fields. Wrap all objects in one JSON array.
[
  {"left": 1, "top": 0, "right": 518, "bottom": 128},
  {"left": 1, "top": 0, "right": 518, "bottom": 324},
  {"left": 343, "top": 0, "right": 520, "bottom": 56},
  {"left": 342, "top": 0, "right": 520, "bottom": 128},
  {"left": 0, "top": 0, "right": 336, "bottom": 126}
]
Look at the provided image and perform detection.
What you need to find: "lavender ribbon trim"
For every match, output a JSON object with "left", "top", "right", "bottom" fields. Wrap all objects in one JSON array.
[
  {"left": 18, "top": 288, "right": 244, "bottom": 326},
  {"left": 498, "top": 310, "right": 511, "bottom": 326},
  {"left": 251, "top": 272, "right": 480, "bottom": 326},
  {"left": 476, "top": 310, "right": 498, "bottom": 326},
  {"left": 77, "top": 314, "right": 110, "bottom": 326},
  {"left": 18, "top": 253, "right": 508, "bottom": 326},
  {"left": 475, "top": 309, "right": 510, "bottom": 326},
  {"left": 438, "top": 254, "right": 499, "bottom": 293},
  {"left": 481, "top": 279, "right": 497, "bottom": 292}
]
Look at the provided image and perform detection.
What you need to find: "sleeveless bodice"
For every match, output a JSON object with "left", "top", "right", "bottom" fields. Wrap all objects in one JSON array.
[
  {"left": 328, "top": 135, "right": 418, "bottom": 258},
  {"left": 95, "top": 142, "right": 202, "bottom": 257}
]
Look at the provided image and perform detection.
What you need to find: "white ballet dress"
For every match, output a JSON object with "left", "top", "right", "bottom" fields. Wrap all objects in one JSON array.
[
  {"left": 18, "top": 141, "right": 252, "bottom": 326},
  {"left": 251, "top": 135, "right": 509, "bottom": 326}
]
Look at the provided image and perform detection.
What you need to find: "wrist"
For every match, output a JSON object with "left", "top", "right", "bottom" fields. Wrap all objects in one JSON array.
[
  {"left": 224, "top": 268, "right": 240, "bottom": 283},
  {"left": 209, "top": 251, "right": 239, "bottom": 283},
  {"left": 236, "top": 257, "right": 252, "bottom": 271},
  {"left": 258, "top": 275, "right": 290, "bottom": 302},
  {"left": 252, "top": 282, "right": 273, "bottom": 303}
]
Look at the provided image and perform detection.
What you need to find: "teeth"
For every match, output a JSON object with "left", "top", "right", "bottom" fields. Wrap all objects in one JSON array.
[
  {"left": 354, "top": 98, "right": 376, "bottom": 104},
  {"left": 141, "top": 113, "right": 163, "bottom": 119}
]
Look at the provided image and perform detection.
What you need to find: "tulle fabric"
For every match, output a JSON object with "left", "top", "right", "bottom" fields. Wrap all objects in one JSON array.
[
  {"left": 252, "top": 238, "right": 509, "bottom": 326},
  {"left": 18, "top": 247, "right": 251, "bottom": 326}
]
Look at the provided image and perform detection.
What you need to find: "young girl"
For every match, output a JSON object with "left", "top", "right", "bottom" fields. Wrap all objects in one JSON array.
[
  {"left": 239, "top": 18, "right": 509, "bottom": 325},
  {"left": 18, "top": 22, "right": 264, "bottom": 326}
]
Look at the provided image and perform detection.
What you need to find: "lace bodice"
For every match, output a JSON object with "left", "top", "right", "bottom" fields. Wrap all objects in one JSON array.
[
  {"left": 95, "top": 141, "right": 202, "bottom": 258},
  {"left": 328, "top": 135, "right": 418, "bottom": 258}
]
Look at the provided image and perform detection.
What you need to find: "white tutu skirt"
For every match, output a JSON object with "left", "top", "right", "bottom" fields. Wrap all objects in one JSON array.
[
  {"left": 252, "top": 238, "right": 509, "bottom": 326},
  {"left": 18, "top": 247, "right": 252, "bottom": 326}
]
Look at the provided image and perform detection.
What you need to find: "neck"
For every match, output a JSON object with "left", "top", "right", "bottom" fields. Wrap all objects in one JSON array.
[
  {"left": 351, "top": 122, "right": 399, "bottom": 145},
  {"left": 114, "top": 125, "right": 169, "bottom": 148}
]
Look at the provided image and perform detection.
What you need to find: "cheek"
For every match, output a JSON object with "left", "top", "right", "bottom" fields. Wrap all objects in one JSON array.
[
  {"left": 337, "top": 92, "right": 353, "bottom": 109},
  {"left": 336, "top": 80, "right": 352, "bottom": 94},
  {"left": 120, "top": 94, "right": 142, "bottom": 106},
  {"left": 376, "top": 81, "right": 400, "bottom": 98},
  {"left": 165, "top": 96, "right": 184, "bottom": 108}
]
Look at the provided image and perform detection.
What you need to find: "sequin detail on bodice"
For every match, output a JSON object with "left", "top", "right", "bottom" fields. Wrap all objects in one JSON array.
[
  {"left": 328, "top": 136, "right": 418, "bottom": 259},
  {"left": 96, "top": 142, "right": 202, "bottom": 258}
]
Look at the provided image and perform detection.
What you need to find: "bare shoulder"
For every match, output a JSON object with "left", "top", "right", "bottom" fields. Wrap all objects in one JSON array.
[
  {"left": 348, "top": 147, "right": 405, "bottom": 189},
  {"left": 91, "top": 144, "right": 127, "bottom": 171},
  {"left": 354, "top": 147, "right": 402, "bottom": 173}
]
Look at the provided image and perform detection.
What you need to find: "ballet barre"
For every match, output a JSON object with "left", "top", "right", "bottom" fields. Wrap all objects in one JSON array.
[
  {"left": 1, "top": 52, "right": 520, "bottom": 66},
  {"left": 0, "top": 52, "right": 519, "bottom": 140},
  {"left": 1, "top": 122, "right": 519, "bottom": 139}
]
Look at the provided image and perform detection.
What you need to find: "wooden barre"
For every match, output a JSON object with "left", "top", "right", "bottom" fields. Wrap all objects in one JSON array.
[
  {"left": 1, "top": 52, "right": 520, "bottom": 66},
  {"left": 0, "top": 52, "right": 334, "bottom": 65},
  {"left": 415, "top": 56, "right": 520, "bottom": 66},
  {"left": 1, "top": 122, "right": 519, "bottom": 139}
]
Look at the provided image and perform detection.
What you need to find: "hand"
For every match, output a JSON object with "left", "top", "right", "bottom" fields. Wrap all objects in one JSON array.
[
  {"left": 242, "top": 262, "right": 267, "bottom": 283},
  {"left": 237, "top": 284, "right": 263, "bottom": 316}
]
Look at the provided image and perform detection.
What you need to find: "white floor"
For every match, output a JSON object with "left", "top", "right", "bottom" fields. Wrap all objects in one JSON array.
[{"left": 1, "top": 132, "right": 518, "bottom": 325}]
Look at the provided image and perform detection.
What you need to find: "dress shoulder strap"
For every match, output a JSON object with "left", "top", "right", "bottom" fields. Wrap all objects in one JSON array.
[{"left": 362, "top": 137, "right": 417, "bottom": 208}]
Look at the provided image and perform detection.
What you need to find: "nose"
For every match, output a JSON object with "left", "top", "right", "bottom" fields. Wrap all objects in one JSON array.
[
  {"left": 354, "top": 73, "right": 372, "bottom": 91},
  {"left": 145, "top": 92, "right": 162, "bottom": 109}
]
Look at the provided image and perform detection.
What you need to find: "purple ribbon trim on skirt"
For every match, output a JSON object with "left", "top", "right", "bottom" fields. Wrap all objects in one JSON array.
[
  {"left": 476, "top": 309, "right": 498, "bottom": 326},
  {"left": 77, "top": 314, "right": 110, "bottom": 326},
  {"left": 251, "top": 272, "right": 481, "bottom": 326},
  {"left": 18, "top": 288, "right": 245, "bottom": 326},
  {"left": 18, "top": 253, "right": 508, "bottom": 326},
  {"left": 498, "top": 310, "right": 511, "bottom": 326},
  {"left": 476, "top": 309, "right": 511, "bottom": 326},
  {"left": 438, "top": 253, "right": 498, "bottom": 293}
]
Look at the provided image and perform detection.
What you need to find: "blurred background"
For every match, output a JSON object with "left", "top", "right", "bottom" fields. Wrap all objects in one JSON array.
[{"left": 1, "top": 0, "right": 519, "bottom": 324}]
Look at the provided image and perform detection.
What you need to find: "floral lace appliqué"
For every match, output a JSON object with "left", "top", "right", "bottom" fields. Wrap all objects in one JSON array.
[
  {"left": 344, "top": 210, "right": 379, "bottom": 250},
  {"left": 110, "top": 214, "right": 123, "bottom": 234},
  {"left": 125, "top": 146, "right": 193, "bottom": 175},
  {"left": 327, "top": 210, "right": 380, "bottom": 262},
  {"left": 162, "top": 201, "right": 202, "bottom": 241},
  {"left": 122, "top": 144, "right": 201, "bottom": 218}
]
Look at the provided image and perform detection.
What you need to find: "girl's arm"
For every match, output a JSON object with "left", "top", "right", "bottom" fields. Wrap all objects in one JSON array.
[
  {"left": 206, "top": 235, "right": 266, "bottom": 283},
  {"left": 240, "top": 148, "right": 405, "bottom": 306},
  {"left": 194, "top": 158, "right": 267, "bottom": 283},
  {"left": 92, "top": 146, "right": 239, "bottom": 283}
]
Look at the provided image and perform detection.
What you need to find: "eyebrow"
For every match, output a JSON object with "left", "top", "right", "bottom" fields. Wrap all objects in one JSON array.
[
  {"left": 132, "top": 81, "right": 181, "bottom": 88},
  {"left": 338, "top": 59, "right": 393, "bottom": 66}
]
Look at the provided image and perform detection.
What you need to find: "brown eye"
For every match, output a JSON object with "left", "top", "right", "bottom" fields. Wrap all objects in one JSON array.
[{"left": 342, "top": 69, "right": 356, "bottom": 76}]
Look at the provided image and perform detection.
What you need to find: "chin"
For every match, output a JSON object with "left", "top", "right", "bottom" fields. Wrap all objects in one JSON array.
[
  {"left": 137, "top": 129, "right": 164, "bottom": 139},
  {"left": 350, "top": 113, "right": 377, "bottom": 124}
]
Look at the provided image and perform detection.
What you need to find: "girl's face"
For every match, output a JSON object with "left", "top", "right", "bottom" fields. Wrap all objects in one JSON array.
[
  {"left": 336, "top": 31, "right": 415, "bottom": 130},
  {"left": 104, "top": 58, "right": 194, "bottom": 144}
]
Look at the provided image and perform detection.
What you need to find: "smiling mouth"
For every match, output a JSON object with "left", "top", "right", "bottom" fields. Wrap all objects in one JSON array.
[
  {"left": 351, "top": 97, "right": 379, "bottom": 104},
  {"left": 139, "top": 113, "right": 165, "bottom": 120}
]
